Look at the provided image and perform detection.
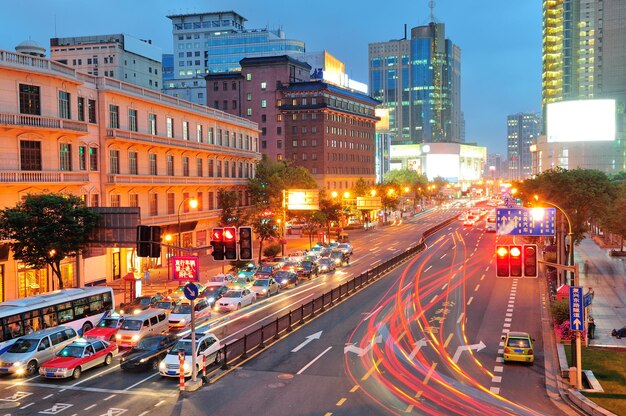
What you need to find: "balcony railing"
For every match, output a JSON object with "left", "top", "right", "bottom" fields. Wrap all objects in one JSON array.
[
  {"left": 106, "top": 174, "right": 248, "bottom": 186},
  {"left": 0, "top": 171, "right": 90, "bottom": 184},
  {"left": 0, "top": 112, "right": 88, "bottom": 133}
]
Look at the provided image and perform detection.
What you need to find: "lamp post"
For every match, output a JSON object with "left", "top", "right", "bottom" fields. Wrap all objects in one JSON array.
[
  {"left": 164, "top": 234, "right": 172, "bottom": 281},
  {"left": 177, "top": 197, "right": 198, "bottom": 255}
]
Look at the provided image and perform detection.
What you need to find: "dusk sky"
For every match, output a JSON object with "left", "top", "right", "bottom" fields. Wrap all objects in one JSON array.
[{"left": 3, "top": 1, "right": 542, "bottom": 155}]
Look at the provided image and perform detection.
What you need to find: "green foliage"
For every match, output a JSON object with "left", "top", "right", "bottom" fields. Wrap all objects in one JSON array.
[
  {"left": 0, "top": 193, "right": 100, "bottom": 289},
  {"left": 217, "top": 188, "right": 248, "bottom": 227},
  {"left": 352, "top": 178, "right": 371, "bottom": 197},
  {"left": 383, "top": 169, "right": 428, "bottom": 191},
  {"left": 262, "top": 243, "right": 281, "bottom": 258},
  {"left": 550, "top": 299, "right": 570, "bottom": 325}
]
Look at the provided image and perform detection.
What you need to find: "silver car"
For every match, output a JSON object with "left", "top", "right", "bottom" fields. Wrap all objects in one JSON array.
[{"left": 0, "top": 326, "right": 78, "bottom": 376}]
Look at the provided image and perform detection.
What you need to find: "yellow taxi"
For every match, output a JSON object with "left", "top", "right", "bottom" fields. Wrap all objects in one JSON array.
[{"left": 502, "top": 331, "right": 535, "bottom": 365}]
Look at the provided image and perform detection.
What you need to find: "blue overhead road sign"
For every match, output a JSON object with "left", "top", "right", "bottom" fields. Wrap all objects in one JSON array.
[
  {"left": 569, "top": 286, "right": 584, "bottom": 332},
  {"left": 496, "top": 207, "right": 556, "bottom": 236}
]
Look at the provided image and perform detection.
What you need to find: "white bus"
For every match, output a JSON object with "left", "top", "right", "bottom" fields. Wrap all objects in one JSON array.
[{"left": 0, "top": 287, "right": 114, "bottom": 353}]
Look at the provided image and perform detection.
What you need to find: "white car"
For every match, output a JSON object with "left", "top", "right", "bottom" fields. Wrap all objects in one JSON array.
[
  {"left": 168, "top": 299, "right": 211, "bottom": 329},
  {"left": 250, "top": 278, "right": 279, "bottom": 298},
  {"left": 203, "top": 273, "right": 234, "bottom": 287},
  {"left": 337, "top": 243, "right": 353, "bottom": 255},
  {"left": 159, "top": 333, "right": 221, "bottom": 377},
  {"left": 216, "top": 289, "right": 256, "bottom": 311}
]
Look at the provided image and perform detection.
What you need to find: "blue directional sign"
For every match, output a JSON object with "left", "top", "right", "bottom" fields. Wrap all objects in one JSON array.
[
  {"left": 569, "top": 286, "right": 584, "bottom": 332},
  {"left": 496, "top": 207, "right": 556, "bottom": 236},
  {"left": 183, "top": 283, "right": 199, "bottom": 301},
  {"left": 583, "top": 293, "right": 593, "bottom": 308}
]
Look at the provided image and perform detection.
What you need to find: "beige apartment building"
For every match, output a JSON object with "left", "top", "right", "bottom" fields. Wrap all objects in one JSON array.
[{"left": 0, "top": 49, "right": 260, "bottom": 301}]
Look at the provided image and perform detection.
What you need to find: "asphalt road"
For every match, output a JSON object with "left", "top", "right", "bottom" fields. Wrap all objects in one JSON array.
[{"left": 0, "top": 209, "right": 457, "bottom": 416}]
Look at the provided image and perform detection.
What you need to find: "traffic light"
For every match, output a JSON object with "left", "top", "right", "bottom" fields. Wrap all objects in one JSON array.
[
  {"left": 223, "top": 226, "right": 237, "bottom": 260},
  {"left": 509, "top": 245, "right": 523, "bottom": 277},
  {"left": 137, "top": 225, "right": 151, "bottom": 257},
  {"left": 496, "top": 245, "right": 510, "bottom": 277},
  {"left": 238, "top": 226, "right": 253, "bottom": 261},
  {"left": 149, "top": 226, "right": 161, "bottom": 258},
  {"left": 211, "top": 228, "right": 224, "bottom": 260},
  {"left": 523, "top": 244, "right": 538, "bottom": 277}
]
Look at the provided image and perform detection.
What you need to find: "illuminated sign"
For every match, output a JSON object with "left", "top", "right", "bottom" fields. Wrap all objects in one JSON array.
[
  {"left": 356, "top": 197, "right": 382, "bottom": 210},
  {"left": 496, "top": 208, "right": 556, "bottom": 236},
  {"left": 171, "top": 256, "right": 199, "bottom": 282},
  {"left": 390, "top": 144, "right": 422, "bottom": 158},
  {"left": 547, "top": 99, "right": 616, "bottom": 142},
  {"left": 286, "top": 189, "right": 319, "bottom": 210}
]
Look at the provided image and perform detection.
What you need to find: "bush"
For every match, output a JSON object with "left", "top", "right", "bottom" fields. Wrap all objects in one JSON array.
[
  {"left": 555, "top": 320, "right": 576, "bottom": 341},
  {"left": 550, "top": 299, "right": 570, "bottom": 324},
  {"left": 263, "top": 243, "right": 281, "bottom": 258}
]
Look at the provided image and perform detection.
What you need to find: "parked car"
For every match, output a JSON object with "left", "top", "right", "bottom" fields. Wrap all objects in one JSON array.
[
  {"left": 120, "top": 334, "right": 178, "bottom": 371},
  {"left": 168, "top": 299, "right": 211, "bottom": 330},
  {"left": 297, "top": 260, "right": 319, "bottom": 279},
  {"left": 250, "top": 278, "right": 279, "bottom": 298},
  {"left": 201, "top": 285, "right": 230, "bottom": 307},
  {"left": 330, "top": 250, "right": 350, "bottom": 267},
  {"left": 216, "top": 289, "right": 256, "bottom": 312},
  {"left": 0, "top": 327, "right": 78, "bottom": 376},
  {"left": 159, "top": 333, "right": 222, "bottom": 377},
  {"left": 84, "top": 314, "right": 125, "bottom": 342},
  {"left": 274, "top": 270, "right": 299, "bottom": 289},
  {"left": 317, "top": 258, "right": 336, "bottom": 273},
  {"left": 502, "top": 332, "right": 535, "bottom": 365},
  {"left": 39, "top": 338, "right": 117, "bottom": 379}
]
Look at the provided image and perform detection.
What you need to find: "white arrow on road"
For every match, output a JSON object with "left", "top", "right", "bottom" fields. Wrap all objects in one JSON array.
[
  {"left": 291, "top": 331, "right": 323, "bottom": 353},
  {"left": 344, "top": 335, "right": 383, "bottom": 356},
  {"left": 452, "top": 341, "right": 486, "bottom": 363},
  {"left": 407, "top": 338, "right": 429, "bottom": 361}
]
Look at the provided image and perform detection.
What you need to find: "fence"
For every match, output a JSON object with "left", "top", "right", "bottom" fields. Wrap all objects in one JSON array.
[{"left": 206, "top": 215, "right": 458, "bottom": 377}]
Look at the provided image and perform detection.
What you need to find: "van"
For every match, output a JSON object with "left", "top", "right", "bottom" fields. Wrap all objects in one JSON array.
[
  {"left": 115, "top": 309, "right": 168, "bottom": 348},
  {"left": 0, "top": 326, "right": 78, "bottom": 376}
]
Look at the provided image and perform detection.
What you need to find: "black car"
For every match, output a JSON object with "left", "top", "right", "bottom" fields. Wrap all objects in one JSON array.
[
  {"left": 330, "top": 249, "right": 350, "bottom": 267},
  {"left": 274, "top": 270, "right": 299, "bottom": 289},
  {"left": 297, "top": 260, "right": 319, "bottom": 279},
  {"left": 119, "top": 295, "right": 160, "bottom": 314},
  {"left": 120, "top": 334, "right": 178, "bottom": 371},
  {"left": 201, "top": 285, "right": 230, "bottom": 306}
]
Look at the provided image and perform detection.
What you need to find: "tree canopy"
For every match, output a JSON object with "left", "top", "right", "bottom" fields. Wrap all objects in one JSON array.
[{"left": 0, "top": 193, "right": 100, "bottom": 289}]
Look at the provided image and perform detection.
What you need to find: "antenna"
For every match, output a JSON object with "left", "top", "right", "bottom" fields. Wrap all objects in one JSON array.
[{"left": 429, "top": 0, "right": 436, "bottom": 23}]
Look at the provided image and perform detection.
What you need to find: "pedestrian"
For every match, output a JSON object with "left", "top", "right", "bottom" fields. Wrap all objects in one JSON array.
[
  {"left": 583, "top": 260, "right": 590, "bottom": 276},
  {"left": 587, "top": 317, "right": 595, "bottom": 340}
]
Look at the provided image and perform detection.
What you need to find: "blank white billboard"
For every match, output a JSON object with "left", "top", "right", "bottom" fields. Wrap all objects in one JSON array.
[
  {"left": 547, "top": 99, "right": 615, "bottom": 142},
  {"left": 426, "top": 154, "right": 459, "bottom": 181}
]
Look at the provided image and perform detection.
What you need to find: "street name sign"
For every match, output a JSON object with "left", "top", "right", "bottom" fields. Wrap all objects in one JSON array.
[
  {"left": 569, "top": 286, "right": 584, "bottom": 332},
  {"left": 496, "top": 207, "right": 556, "bottom": 236}
]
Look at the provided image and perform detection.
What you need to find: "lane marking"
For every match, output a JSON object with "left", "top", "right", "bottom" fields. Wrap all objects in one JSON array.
[
  {"left": 423, "top": 363, "right": 438, "bottom": 385},
  {"left": 84, "top": 404, "right": 97, "bottom": 411},
  {"left": 490, "top": 387, "right": 500, "bottom": 394},
  {"left": 424, "top": 265, "right": 433, "bottom": 272},
  {"left": 336, "top": 398, "right": 347, "bottom": 406},
  {"left": 296, "top": 346, "right": 332, "bottom": 375},
  {"left": 43, "top": 394, "right": 54, "bottom": 400},
  {"left": 361, "top": 358, "right": 382, "bottom": 381},
  {"left": 440, "top": 254, "right": 447, "bottom": 259},
  {"left": 124, "top": 372, "right": 159, "bottom": 391},
  {"left": 0, "top": 382, "right": 178, "bottom": 398},
  {"left": 492, "top": 376, "right": 502, "bottom": 383},
  {"left": 444, "top": 333, "right": 454, "bottom": 348},
  {"left": 350, "top": 385, "right": 359, "bottom": 393},
  {"left": 103, "top": 394, "right": 116, "bottom": 401},
  {"left": 19, "top": 403, "right": 34, "bottom": 410},
  {"left": 474, "top": 284, "right": 480, "bottom": 292},
  {"left": 467, "top": 297, "right": 473, "bottom": 306},
  {"left": 155, "top": 400, "right": 165, "bottom": 406},
  {"left": 456, "top": 313, "right": 465, "bottom": 324},
  {"left": 430, "top": 295, "right": 438, "bottom": 304},
  {"left": 441, "top": 283, "right": 448, "bottom": 290},
  {"left": 494, "top": 366, "right": 504, "bottom": 373}
]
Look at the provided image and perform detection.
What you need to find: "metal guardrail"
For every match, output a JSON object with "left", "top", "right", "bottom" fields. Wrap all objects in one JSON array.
[{"left": 207, "top": 216, "right": 458, "bottom": 375}]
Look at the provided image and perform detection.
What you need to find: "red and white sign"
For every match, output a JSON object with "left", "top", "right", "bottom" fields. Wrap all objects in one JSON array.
[{"left": 172, "top": 256, "right": 199, "bottom": 282}]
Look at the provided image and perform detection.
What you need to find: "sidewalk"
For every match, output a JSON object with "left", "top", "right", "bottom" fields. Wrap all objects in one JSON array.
[{"left": 573, "top": 235, "right": 626, "bottom": 348}]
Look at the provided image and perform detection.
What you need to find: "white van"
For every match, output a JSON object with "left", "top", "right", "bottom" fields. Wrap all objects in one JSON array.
[
  {"left": 0, "top": 326, "right": 78, "bottom": 376},
  {"left": 115, "top": 309, "right": 168, "bottom": 348},
  {"left": 168, "top": 299, "right": 211, "bottom": 330}
]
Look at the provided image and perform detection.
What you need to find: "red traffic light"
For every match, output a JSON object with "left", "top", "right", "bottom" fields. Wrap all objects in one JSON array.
[
  {"left": 223, "top": 227, "right": 236, "bottom": 241},
  {"left": 509, "top": 245, "right": 522, "bottom": 277},
  {"left": 212, "top": 228, "right": 223, "bottom": 241},
  {"left": 496, "top": 245, "right": 510, "bottom": 277}
]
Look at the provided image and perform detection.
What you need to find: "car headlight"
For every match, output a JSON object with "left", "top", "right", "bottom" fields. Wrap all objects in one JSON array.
[
  {"left": 208, "top": 297, "right": 215, "bottom": 303},
  {"left": 282, "top": 279, "right": 288, "bottom": 284},
  {"left": 159, "top": 361, "right": 166, "bottom": 370},
  {"left": 120, "top": 309, "right": 125, "bottom": 314},
  {"left": 131, "top": 335, "right": 139, "bottom": 342},
  {"left": 115, "top": 334, "right": 122, "bottom": 340},
  {"left": 139, "top": 358, "right": 146, "bottom": 363},
  {"left": 59, "top": 368, "right": 67, "bottom": 372},
  {"left": 179, "top": 318, "right": 187, "bottom": 324},
  {"left": 183, "top": 362, "right": 191, "bottom": 371},
  {"left": 262, "top": 289, "right": 267, "bottom": 293},
  {"left": 12, "top": 361, "right": 23, "bottom": 367}
]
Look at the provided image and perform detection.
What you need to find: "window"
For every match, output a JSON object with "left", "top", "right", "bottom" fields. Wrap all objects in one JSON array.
[
  {"left": 110, "top": 194, "right": 121, "bottom": 207},
  {"left": 58, "top": 91, "right": 71, "bottom": 119},
  {"left": 59, "top": 143, "right": 72, "bottom": 171},
  {"left": 129, "top": 194, "right": 138, "bottom": 207},
  {"left": 302, "top": 153, "right": 307, "bottom": 161},
  {"left": 224, "top": 161, "right": 229, "bottom": 178},
  {"left": 88, "top": 99, "right": 97, "bottom": 123},
  {"left": 261, "top": 99, "right": 267, "bottom": 108},
  {"left": 292, "top": 139, "right": 298, "bottom": 148},
  {"left": 277, "top": 126, "right": 282, "bottom": 135},
  {"left": 208, "top": 128, "right": 214, "bottom": 144},
  {"left": 148, "top": 113, "right": 157, "bottom": 135},
  {"left": 166, "top": 117, "right": 174, "bottom": 138},
  {"left": 182, "top": 121, "right": 189, "bottom": 140},
  {"left": 150, "top": 193, "right": 158, "bottom": 216},
  {"left": 223, "top": 100, "right": 228, "bottom": 110},
  {"left": 129, "top": 152, "right": 138, "bottom": 175},
  {"left": 261, "top": 81, "right": 267, "bottom": 90},
  {"left": 261, "top": 127, "right": 266, "bottom": 136},
  {"left": 277, "top": 140, "right": 282, "bottom": 149},
  {"left": 19, "top": 84, "right": 41, "bottom": 115},
  {"left": 79, "top": 146, "right": 86, "bottom": 170},
  {"left": 167, "top": 155, "right": 174, "bottom": 176},
  {"left": 109, "top": 149, "right": 120, "bottom": 174},
  {"left": 196, "top": 158, "right": 203, "bottom": 176},
  {"left": 277, "top": 114, "right": 283, "bottom": 121},
  {"left": 89, "top": 147, "right": 98, "bottom": 171},
  {"left": 246, "top": 73, "right": 251, "bottom": 81},
  {"left": 302, "top": 140, "right": 307, "bottom": 147},
  {"left": 128, "top": 109, "right": 137, "bottom": 132},
  {"left": 20, "top": 140, "right": 42, "bottom": 171},
  {"left": 208, "top": 159, "right": 214, "bottom": 177},
  {"left": 167, "top": 193, "right": 175, "bottom": 215},
  {"left": 109, "top": 105, "right": 119, "bottom": 128},
  {"left": 149, "top": 153, "right": 157, "bottom": 175},
  {"left": 247, "top": 108, "right": 252, "bottom": 116},
  {"left": 311, "top": 97, "right": 317, "bottom": 105},
  {"left": 214, "top": 101, "right": 219, "bottom": 109},
  {"left": 223, "top": 82, "right": 228, "bottom": 91},
  {"left": 90, "top": 194, "right": 99, "bottom": 207},
  {"left": 312, "top": 153, "right": 317, "bottom": 160},
  {"left": 182, "top": 157, "right": 189, "bottom": 176},
  {"left": 246, "top": 93, "right": 252, "bottom": 101},
  {"left": 312, "top": 139, "right": 317, "bottom": 147},
  {"left": 232, "top": 100, "right": 237, "bottom": 109},
  {"left": 77, "top": 97, "right": 85, "bottom": 121},
  {"left": 196, "top": 125, "right": 203, "bottom": 142},
  {"left": 217, "top": 129, "right": 222, "bottom": 146},
  {"left": 216, "top": 160, "right": 222, "bottom": 177}
]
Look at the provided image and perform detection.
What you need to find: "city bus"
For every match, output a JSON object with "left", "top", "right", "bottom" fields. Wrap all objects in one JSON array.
[{"left": 0, "top": 287, "right": 114, "bottom": 353}]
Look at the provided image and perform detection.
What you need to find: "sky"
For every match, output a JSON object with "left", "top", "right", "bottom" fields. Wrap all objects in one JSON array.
[{"left": 2, "top": 1, "right": 542, "bottom": 155}]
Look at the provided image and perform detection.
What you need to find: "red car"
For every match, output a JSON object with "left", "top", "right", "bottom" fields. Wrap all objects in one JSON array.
[
  {"left": 39, "top": 339, "right": 117, "bottom": 379},
  {"left": 83, "top": 315, "right": 125, "bottom": 341}
]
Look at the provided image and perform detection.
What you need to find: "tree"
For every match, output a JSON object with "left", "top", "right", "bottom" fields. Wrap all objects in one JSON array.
[
  {"left": 216, "top": 188, "right": 249, "bottom": 227},
  {"left": 352, "top": 177, "right": 371, "bottom": 197},
  {"left": 251, "top": 214, "right": 280, "bottom": 263},
  {"left": 0, "top": 193, "right": 100, "bottom": 289},
  {"left": 599, "top": 181, "right": 626, "bottom": 252},
  {"left": 301, "top": 211, "right": 326, "bottom": 248},
  {"left": 383, "top": 169, "right": 428, "bottom": 191}
]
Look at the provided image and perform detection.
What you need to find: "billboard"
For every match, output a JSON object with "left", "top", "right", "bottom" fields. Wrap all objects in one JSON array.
[
  {"left": 547, "top": 99, "right": 616, "bottom": 143},
  {"left": 171, "top": 256, "right": 199, "bottom": 282},
  {"left": 286, "top": 189, "right": 319, "bottom": 210},
  {"left": 426, "top": 154, "right": 459, "bottom": 181}
]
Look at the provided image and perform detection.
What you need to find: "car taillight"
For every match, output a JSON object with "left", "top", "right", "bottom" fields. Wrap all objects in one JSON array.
[
  {"left": 528, "top": 349, "right": 533, "bottom": 355},
  {"left": 504, "top": 347, "right": 510, "bottom": 354}
]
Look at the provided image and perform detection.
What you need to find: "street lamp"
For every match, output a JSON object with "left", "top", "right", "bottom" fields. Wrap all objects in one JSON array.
[
  {"left": 164, "top": 234, "right": 172, "bottom": 280},
  {"left": 177, "top": 197, "right": 198, "bottom": 254}
]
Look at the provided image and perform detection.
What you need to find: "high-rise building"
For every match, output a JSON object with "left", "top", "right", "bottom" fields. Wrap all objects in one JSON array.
[
  {"left": 163, "top": 10, "right": 306, "bottom": 105},
  {"left": 369, "top": 21, "right": 462, "bottom": 145},
  {"left": 50, "top": 34, "right": 162, "bottom": 91},
  {"left": 507, "top": 113, "right": 541, "bottom": 180}
]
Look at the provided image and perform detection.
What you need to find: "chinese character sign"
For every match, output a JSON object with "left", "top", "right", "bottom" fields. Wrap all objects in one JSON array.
[
  {"left": 569, "top": 286, "right": 584, "bottom": 331},
  {"left": 172, "top": 256, "right": 199, "bottom": 282}
]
